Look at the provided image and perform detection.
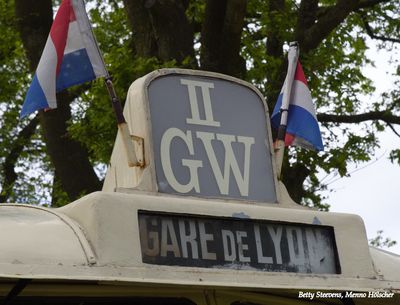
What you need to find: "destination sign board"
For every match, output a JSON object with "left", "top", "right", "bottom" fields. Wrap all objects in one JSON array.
[
  {"left": 147, "top": 74, "right": 277, "bottom": 202},
  {"left": 139, "top": 211, "right": 340, "bottom": 274}
]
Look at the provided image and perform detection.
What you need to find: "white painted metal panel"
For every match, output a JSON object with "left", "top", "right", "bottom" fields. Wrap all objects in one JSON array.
[
  {"left": 0, "top": 205, "right": 92, "bottom": 266},
  {"left": 0, "top": 192, "right": 398, "bottom": 296},
  {"left": 103, "top": 69, "right": 280, "bottom": 205}
]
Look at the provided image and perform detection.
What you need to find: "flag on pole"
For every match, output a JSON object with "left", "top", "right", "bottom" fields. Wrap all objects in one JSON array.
[
  {"left": 20, "top": 0, "right": 107, "bottom": 118},
  {"left": 271, "top": 61, "right": 323, "bottom": 151}
]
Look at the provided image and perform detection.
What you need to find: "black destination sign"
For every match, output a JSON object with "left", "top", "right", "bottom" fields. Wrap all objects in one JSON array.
[{"left": 138, "top": 211, "right": 340, "bottom": 274}]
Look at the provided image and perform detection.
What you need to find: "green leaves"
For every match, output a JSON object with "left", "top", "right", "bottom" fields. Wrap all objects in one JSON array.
[
  {"left": 369, "top": 230, "right": 397, "bottom": 248},
  {"left": 0, "top": 0, "right": 399, "bottom": 208}
]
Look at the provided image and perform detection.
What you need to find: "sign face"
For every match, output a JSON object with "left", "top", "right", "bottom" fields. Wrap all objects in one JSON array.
[
  {"left": 148, "top": 74, "right": 277, "bottom": 202},
  {"left": 139, "top": 212, "right": 340, "bottom": 274}
]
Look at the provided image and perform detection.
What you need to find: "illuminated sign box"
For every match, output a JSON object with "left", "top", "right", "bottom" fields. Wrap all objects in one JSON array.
[
  {"left": 146, "top": 71, "right": 277, "bottom": 202},
  {"left": 139, "top": 211, "right": 340, "bottom": 274}
]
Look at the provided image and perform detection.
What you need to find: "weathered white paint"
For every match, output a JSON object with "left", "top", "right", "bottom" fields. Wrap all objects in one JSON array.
[
  {"left": 102, "top": 69, "right": 283, "bottom": 205},
  {"left": 2, "top": 69, "right": 399, "bottom": 301},
  {"left": 0, "top": 191, "right": 398, "bottom": 295}
]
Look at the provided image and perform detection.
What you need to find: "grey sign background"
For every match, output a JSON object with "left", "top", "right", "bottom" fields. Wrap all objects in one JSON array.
[{"left": 148, "top": 74, "right": 277, "bottom": 202}]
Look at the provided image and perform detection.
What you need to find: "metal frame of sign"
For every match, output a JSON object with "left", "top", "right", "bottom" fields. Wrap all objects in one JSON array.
[
  {"left": 104, "top": 69, "right": 282, "bottom": 205},
  {"left": 138, "top": 210, "right": 341, "bottom": 274}
]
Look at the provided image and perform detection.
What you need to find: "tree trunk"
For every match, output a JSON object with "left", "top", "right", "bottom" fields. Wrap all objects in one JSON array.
[
  {"left": 200, "top": 0, "right": 247, "bottom": 78},
  {"left": 123, "top": 0, "right": 195, "bottom": 65},
  {"left": 122, "top": 0, "right": 158, "bottom": 58},
  {"left": 282, "top": 161, "right": 311, "bottom": 203},
  {"left": 39, "top": 92, "right": 102, "bottom": 200},
  {"left": 0, "top": 116, "right": 39, "bottom": 203},
  {"left": 265, "top": 0, "right": 286, "bottom": 112}
]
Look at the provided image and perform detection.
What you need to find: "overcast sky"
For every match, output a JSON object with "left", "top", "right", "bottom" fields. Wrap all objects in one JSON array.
[{"left": 323, "top": 40, "right": 400, "bottom": 255}]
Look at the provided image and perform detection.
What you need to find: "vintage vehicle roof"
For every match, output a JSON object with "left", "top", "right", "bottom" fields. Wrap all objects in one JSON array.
[
  {"left": 0, "top": 204, "right": 93, "bottom": 267},
  {"left": 0, "top": 191, "right": 399, "bottom": 295}
]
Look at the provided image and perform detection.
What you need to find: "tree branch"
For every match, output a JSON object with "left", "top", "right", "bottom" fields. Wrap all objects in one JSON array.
[
  {"left": 295, "top": 0, "right": 319, "bottom": 46},
  {"left": 0, "top": 116, "right": 39, "bottom": 203},
  {"left": 387, "top": 122, "right": 400, "bottom": 138},
  {"left": 297, "top": 0, "right": 393, "bottom": 53},
  {"left": 356, "top": 0, "right": 391, "bottom": 9},
  {"left": 318, "top": 0, "right": 390, "bottom": 18},
  {"left": 318, "top": 111, "right": 400, "bottom": 125},
  {"left": 359, "top": 12, "right": 400, "bottom": 43},
  {"left": 297, "top": 0, "right": 359, "bottom": 53}
]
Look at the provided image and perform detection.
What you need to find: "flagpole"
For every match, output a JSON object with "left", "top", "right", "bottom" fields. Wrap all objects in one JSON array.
[
  {"left": 79, "top": 0, "right": 143, "bottom": 168},
  {"left": 275, "top": 42, "right": 299, "bottom": 178},
  {"left": 104, "top": 78, "right": 143, "bottom": 167}
]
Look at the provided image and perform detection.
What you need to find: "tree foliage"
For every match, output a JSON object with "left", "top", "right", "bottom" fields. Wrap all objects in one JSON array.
[
  {"left": 0, "top": 0, "right": 399, "bottom": 209},
  {"left": 369, "top": 230, "right": 397, "bottom": 249}
]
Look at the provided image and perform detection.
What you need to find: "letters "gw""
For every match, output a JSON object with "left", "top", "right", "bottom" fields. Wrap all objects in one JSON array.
[{"left": 160, "top": 79, "right": 255, "bottom": 197}]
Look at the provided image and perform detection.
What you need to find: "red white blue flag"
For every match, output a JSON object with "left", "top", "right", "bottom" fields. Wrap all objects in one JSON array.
[
  {"left": 271, "top": 61, "right": 324, "bottom": 151},
  {"left": 20, "top": 0, "right": 107, "bottom": 118}
]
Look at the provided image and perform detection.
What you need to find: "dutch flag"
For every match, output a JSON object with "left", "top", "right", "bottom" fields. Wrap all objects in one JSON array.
[
  {"left": 271, "top": 61, "right": 324, "bottom": 151},
  {"left": 20, "top": 0, "right": 107, "bottom": 118}
]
